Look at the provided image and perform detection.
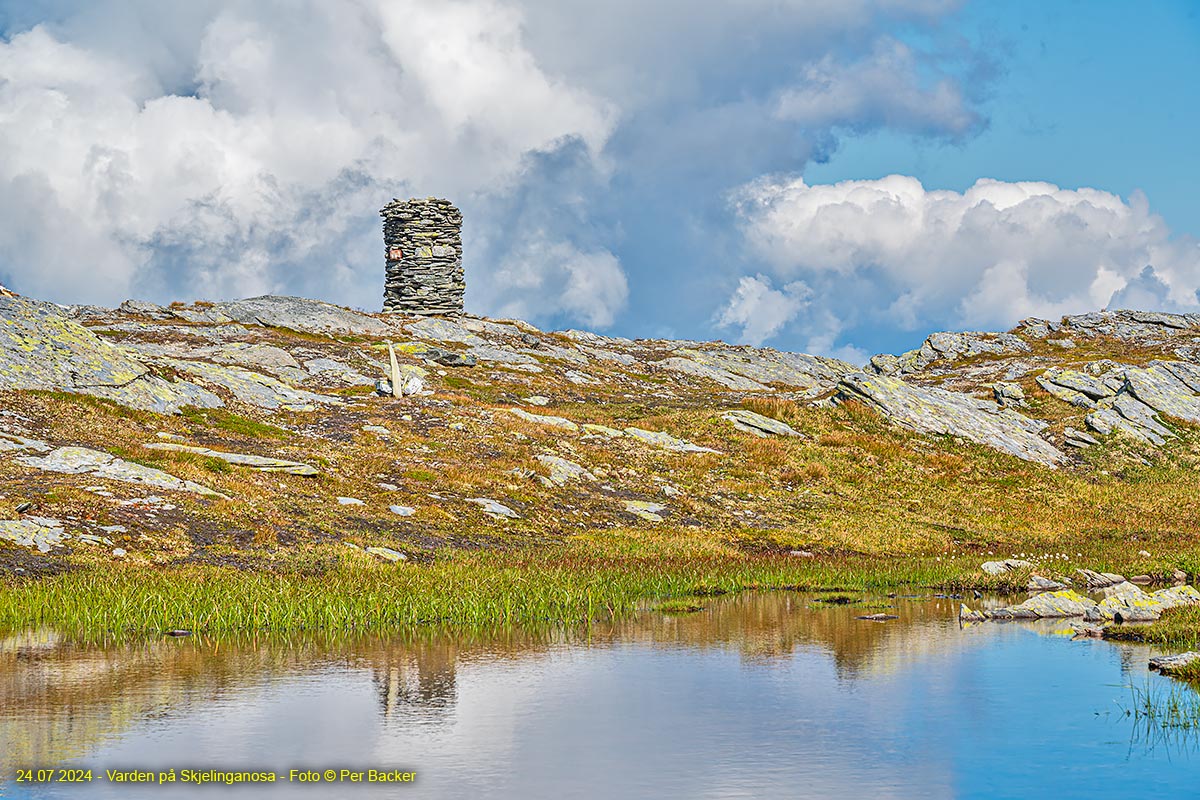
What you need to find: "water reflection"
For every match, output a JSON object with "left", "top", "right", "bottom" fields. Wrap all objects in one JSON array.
[{"left": 1, "top": 592, "right": 1196, "bottom": 799}]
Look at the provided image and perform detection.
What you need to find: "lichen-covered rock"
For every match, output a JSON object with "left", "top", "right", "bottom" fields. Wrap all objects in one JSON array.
[
  {"left": 0, "top": 295, "right": 219, "bottom": 414},
  {"left": 837, "top": 374, "right": 1062, "bottom": 466},
  {"left": 988, "top": 589, "right": 1097, "bottom": 619},
  {"left": 959, "top": 604, "right": 987, "bottom": 623},
  {"left": 17, "top": 446, "right": 222, "bottom": 496},
  {"left": 366, "top": 546, "right": 407, "bottom": 562},
  {"left": 143, "top": 443, "right": 319, "bottom": 476},
  {"left": 668, "top": 346, "right": 855, "bottom": 390},
  {"left": 1083, "top": 582, "right": 1200, "bottom": 622},
  {"left": 880, "top": 331, "right": 1031, "bottom": 375},
  {"left": 1123, "top": 363, "right": 1200, "bottom": 423},
  {"left": 720, "top": 409, "right": 802, "bottom": 437},
  {"left": 993, "top": 382, "right": 1027, "bottom": 407}
]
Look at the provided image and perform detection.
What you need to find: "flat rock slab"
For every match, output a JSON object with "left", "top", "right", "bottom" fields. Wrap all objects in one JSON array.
[
  {"left": 160, "top": 359, "right": 339, "bottom": 412},
  {"left": 624, "top": 500, "right": 668, "bottom": 522},
  {"left": 837, "top": 373, "right": 1063, "bottom": 467},
  {"left": 214, "top": 296, "right": 394, "bottom": 336},
  {"left": 143, "top": 443, "right": 318, "bottom": 476},
  {"left": 1075, "top": 568, "right": 1128, "bottom": 587},
  {"left": 721, "top": 409, "right": 803, "bottom": 437},
  {"left": 509, "top": 408, "right": 578, "bottom": 431},
  {"left": 465, "top": 497, "right": 520, "bottom": 519},
  {"left": 18, "top": 446, "right": 223, "bottom": 496},
  {"left": 0, "top": 517, "right": 69, "bottom": 552},
  {"left": 623, "top": 427, "right": 720, "bottom": 454}
]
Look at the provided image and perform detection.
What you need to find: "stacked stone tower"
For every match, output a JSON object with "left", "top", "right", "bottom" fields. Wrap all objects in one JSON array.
[{"left": 380, "top": 197, "right": 464, "bottom": 315}]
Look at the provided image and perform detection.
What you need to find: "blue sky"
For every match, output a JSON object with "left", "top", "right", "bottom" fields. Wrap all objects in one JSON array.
[{"left": 0, "top": 0, "right": 1197, "bottom": 362}]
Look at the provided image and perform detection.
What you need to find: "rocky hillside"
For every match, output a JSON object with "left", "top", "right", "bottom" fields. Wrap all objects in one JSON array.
[{"left": 2, "top": 291, "right": 1199, "bottom": 572}]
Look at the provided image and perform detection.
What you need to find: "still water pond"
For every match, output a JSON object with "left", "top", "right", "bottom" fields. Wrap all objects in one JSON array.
[{"left": 2, "top": 592, "right": 1197, "bottom": 799}]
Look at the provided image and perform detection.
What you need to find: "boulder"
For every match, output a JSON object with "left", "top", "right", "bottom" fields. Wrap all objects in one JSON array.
[
  {"left": 1027, "top": 575, "right": 1068, "bottom": 591},
  {"left": 1075, "top": 568, "right": 1126, "bottom": 589},
  {"left": 624, "top": 500, "right": 668, "bottom": 522}
]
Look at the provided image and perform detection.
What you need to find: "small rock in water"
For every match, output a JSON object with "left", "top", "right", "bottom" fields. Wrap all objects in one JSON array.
[
  {"left": 1027, "top": 575, "right": 1068, "bottom": 591},
  {"left": 1150, "top": 652, "right": 1200, "bottom": 676},
  {"left": 857, "top": 613, "right": 899, "bottom": 622},
  {"left": 1129, "top": 575, "right": 1153, "bottom": 585}
]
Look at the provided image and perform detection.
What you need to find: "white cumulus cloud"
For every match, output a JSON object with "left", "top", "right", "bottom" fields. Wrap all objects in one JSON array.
[
  {"left": 730, "top": 174, "right": 1200, "bottom": 340},
  {"left": 0, "top": 0, "right": 615, "bottom": 311}
]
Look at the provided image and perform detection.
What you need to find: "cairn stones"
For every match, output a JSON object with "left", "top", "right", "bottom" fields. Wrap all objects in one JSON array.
[{"left": 380, "top": 197, "right": 464, "bottom": 315}]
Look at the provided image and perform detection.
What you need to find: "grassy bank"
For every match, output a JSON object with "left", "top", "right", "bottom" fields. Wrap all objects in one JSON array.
[
  {"left": 0, "top": 540, "right": 993, "bottom": 636},
  {"left": 1105, "top": 605, "right": 1200, "bottom": 652}
]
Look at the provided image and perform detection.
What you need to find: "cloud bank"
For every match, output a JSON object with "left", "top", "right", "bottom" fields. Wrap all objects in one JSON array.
[
  {"left": 721, "top": 175, "right": 1200, "bottom": 348},
  {"left": 0, "top": 0, "right": 984, "bottom": 335}
]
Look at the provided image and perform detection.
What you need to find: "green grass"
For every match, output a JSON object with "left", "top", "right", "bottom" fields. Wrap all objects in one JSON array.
[
  {"left": 179, "top": 407, "right": 290, "bottom": 440},
  {"left": 1123, "top": 680, "right": 1200, "bottom": 727},
  {"left": 0, "top": 549, "right": 981, "bottom": 637}
]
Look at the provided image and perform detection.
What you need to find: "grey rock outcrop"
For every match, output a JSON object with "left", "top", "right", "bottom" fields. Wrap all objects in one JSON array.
[
  {"left": 381, "top": 198, "right": 464, "bottom": 315},
  {"left": 872, "top": 331, "right": 1031, "bottom": 376},
  {"left": 0, "top": 296, "right": 221, "bottom": 414},
  {"left": 213, "top": 295, "right": 393, "bottom": 336},
  {"left": 836, "top": 374, "right": 1063, "bottom": 466}
]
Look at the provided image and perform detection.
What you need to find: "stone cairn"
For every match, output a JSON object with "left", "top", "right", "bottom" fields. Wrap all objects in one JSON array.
[{"left": 380, "top": 197, "right": 464, "bottom": 315}]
